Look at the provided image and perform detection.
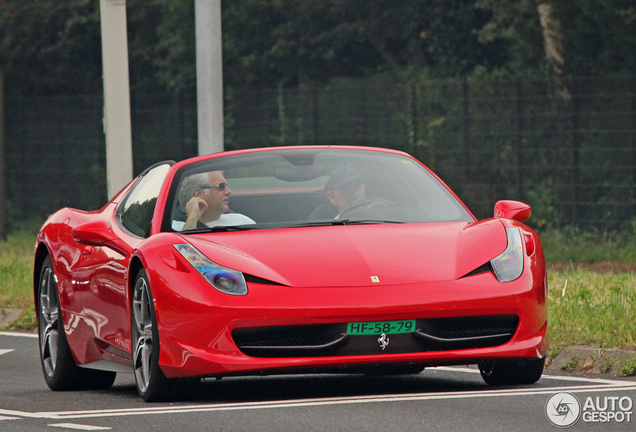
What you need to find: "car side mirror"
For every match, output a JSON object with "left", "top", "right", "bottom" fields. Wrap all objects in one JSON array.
[
  {"left": 72, "top": 220, "right": 130, "bottom": 256},
  {"left": 494, "top": 200, "right": 531, "bottom": 223}
]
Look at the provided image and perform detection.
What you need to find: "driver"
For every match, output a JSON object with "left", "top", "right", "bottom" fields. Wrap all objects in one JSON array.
[
  {"left": 173, "top": 171, "right": 255, "bottom": 230},
  {"left": 324, "top": 166, "right": 367, "bottom": 219}
]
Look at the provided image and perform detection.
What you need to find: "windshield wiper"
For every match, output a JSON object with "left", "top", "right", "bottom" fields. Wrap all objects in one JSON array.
[
  {"left": 181, "top": 220, "right": 404, "bottom": 233},
  {"left": 184, "top": 225, "right": 256, "bottom": 233},
  {"left": 340, "top": 219, "right": 404, "bottom": 225},
  {"left": 288, "top": 219, "right": 403, "bottom": 228}
]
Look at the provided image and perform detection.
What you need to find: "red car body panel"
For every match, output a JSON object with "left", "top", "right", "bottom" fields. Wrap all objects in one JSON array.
[
  {"left": 34, "top": 145, "right": 548, "bottom": 381},
  {"left": 182, "top": 220, "right": 507, "bottom": 287},
  {"left": 144, "top": 220, "right": 546, "bottom": 378}
]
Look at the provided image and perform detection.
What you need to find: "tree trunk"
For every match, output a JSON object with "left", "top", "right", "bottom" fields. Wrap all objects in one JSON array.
[{"left": 537, "top": 2, "right": 570, "bottom": 107}]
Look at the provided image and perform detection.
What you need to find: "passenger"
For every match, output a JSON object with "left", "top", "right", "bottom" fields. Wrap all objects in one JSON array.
[
  {"left": 309, "top": 166, "right": 367, "bottom": 220},
  {"left": 173, "top": 171, "right": 255, "bottom": 230},
  {"left": 325, "top": 166, "right": 367, "bottom": 219}
]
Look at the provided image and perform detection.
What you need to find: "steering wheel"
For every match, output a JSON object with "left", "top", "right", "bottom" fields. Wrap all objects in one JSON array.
[{"left": 340, "top": 198, "right": 394, "bottom": 218}]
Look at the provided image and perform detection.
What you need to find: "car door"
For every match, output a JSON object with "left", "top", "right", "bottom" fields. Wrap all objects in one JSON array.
[{"left": 78, "top": 162, "right": 172, "bottom": 364}]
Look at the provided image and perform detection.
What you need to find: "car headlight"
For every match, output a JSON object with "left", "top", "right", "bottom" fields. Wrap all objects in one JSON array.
[
  {"left": 174, "top": 244, "right": 248, "bottom": 295},
  {"left": 490, "top": 228, "right": 524, "bottom": 283}
]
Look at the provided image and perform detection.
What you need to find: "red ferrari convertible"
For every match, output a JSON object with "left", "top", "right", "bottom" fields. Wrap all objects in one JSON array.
[{"left": 34, "top": 146, "right": 547, "bottom": 401}]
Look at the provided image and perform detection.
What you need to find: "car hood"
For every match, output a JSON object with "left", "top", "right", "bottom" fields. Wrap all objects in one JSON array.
[{"left": 185, "top": 219, "right": 507, "bottom": 288}]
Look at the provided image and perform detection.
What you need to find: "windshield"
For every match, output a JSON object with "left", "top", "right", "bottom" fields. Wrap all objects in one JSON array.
[{"left": 163, "top": 148, "right": 474, "bottom": 232}]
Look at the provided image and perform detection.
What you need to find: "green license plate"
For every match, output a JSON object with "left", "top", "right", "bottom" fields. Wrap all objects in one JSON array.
[{"left": 346, "top": 319, "right": 416, "bottom": 335}]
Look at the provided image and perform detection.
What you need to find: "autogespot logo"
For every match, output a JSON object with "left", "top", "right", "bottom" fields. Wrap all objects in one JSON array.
[
  {"left": 546, "top": 392, "right": 634, "bottom": 428},
  {"left": 545, "top": 392, "right": 582, "bottom": 428}
]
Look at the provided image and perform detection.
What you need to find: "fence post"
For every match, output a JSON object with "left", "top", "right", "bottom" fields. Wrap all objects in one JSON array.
[
  {"left": 277, "top": 84, "right": 287, "bottom": 146},
  {"left": 462, "top": 78, "right": 471, "bottom": 182},
  {"left": 515, "top": 79, "right": 525, "bottom": 200},
  {"left": 358, "top": 84, "right": 367, "bottom": 142},
  {"left": 0, "top": 71, "right": 6, "bottom": 240},
  {"left": 312, "top": 87, "right": 320, "bottom": 144},
  {"left": 570, "top": 77, "right": 581, "bottom": 223},
  {"left": 410, "top": 84, "right": 419, "bottom": 155},
  {"left": 632, "top": 76, "right": 636, "bottom": 220}
]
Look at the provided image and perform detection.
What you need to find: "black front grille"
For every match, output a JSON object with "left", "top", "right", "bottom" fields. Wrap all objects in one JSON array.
[
  {"left": 232, "top": 314, "right": 519, "bottom": 358},
  {"left": 232, "top": 324, "right": 345, "bottom": 348},
  {"left": 418, "top": 315, "right": 519, "bottom": 340}
]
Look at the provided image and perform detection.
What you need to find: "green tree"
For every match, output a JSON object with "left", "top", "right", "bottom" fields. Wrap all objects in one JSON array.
[
  {"left": 0, "top": 0, "right": 102, "bottom": 95},
  {"left": 0, "top": 0, "right": 166, "bottom": 95},
  {"left": 147, "top": 0, "right": 195, "bottom": 91},
  {"left": 476, "top": 0, "right": 636, "bottom": 77},
  {"left": 0, "top": 0, "right": 506, "bottom": 93},
  {"left": 220, "top": 0, "right": 506, "bottom": 87},
  {"left": 2, "top": 0, "right": 634, "bottom": 95}
]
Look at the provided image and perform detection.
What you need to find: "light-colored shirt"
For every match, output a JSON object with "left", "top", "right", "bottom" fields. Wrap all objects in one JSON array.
[{"left": 172, "top": 213, "right": 256, "bottom": 231}]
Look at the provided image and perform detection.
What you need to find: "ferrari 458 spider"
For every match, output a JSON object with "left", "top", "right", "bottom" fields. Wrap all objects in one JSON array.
[{"left": 34, "top": 146, "right": 547, "bottom": 401}]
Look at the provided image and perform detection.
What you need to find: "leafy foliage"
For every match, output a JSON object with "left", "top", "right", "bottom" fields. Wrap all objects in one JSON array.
[
  {"left": 221, "top": 0, "right": 506, "bottom": 88},
  {"left": 475, "top": 0, "right": 636, "bottom": 78},
  {"left": 0, "top": 0, "right": 507, "bottom": 94},
  {"left": 0, "top": 0, "right": 166, "bottom": 94},
  {"left": 1, "top": 1, "right": 635, "bottom": 93},
  {"left": 0, "top": 0, "right": 102, "bottom": 94}
]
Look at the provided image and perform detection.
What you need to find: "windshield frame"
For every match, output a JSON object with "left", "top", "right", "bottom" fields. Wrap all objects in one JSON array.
[{"left": 159, "top": 147, "right": 475, "bottom": 233}]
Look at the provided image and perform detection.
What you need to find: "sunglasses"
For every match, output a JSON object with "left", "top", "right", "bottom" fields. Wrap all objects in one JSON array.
[{"left": 201, "top": 182, "right": 228, "bottom": 192}]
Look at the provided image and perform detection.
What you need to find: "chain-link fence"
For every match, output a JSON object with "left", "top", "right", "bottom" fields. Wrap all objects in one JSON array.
[{"left": 6, "top": 76, "right": 636, "bottom": 230}]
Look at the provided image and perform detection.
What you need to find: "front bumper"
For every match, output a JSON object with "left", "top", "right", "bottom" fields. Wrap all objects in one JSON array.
[{"left": 151, "top": 268, "right": 548, "bottom": 379}]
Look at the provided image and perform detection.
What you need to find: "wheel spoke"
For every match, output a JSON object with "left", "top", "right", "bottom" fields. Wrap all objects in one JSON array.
[
  {"left": 41, "top": 324, "right": 53, "bottom": 375},
  {"left": 39, "top": 269, "right": 52, "bottom": 325},
  {"left": 133, "top": 276, "right": 154, "bottom": 393},
  {"left": 134, "top": 330, "right": 153, "bottom": 391},
  {"left": 38, "top": 265, "right": 61, "bottom": 378},
  {"left": 141, "top": 335, "right": 152, "bottom": 385},
  {"left": 133, "top": 279, "right": 151, "bottom": 330}
]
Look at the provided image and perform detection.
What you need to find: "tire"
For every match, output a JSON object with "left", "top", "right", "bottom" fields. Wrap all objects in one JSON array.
[
  {"left": 37, "top": 256, "right": 116, "bottom": 391},
  {"left": 479, "top": 357, "right": 545, "bottom": 386},
  {"left": 132, "top": 269, "right": 171, "bottom": 402}
]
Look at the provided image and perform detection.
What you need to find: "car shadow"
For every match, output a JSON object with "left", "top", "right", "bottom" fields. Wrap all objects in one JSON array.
[{"left": 109, "top": 369, "right": 489, "bottom": 404}]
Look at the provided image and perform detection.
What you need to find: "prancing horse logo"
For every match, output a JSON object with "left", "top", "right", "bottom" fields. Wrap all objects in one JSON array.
[{"left": 378, "top": 333, "right": 389, "bottom": 350}]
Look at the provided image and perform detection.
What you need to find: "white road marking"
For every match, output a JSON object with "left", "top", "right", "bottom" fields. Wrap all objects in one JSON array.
[
  {"left": 49, "top": 424, "right": 111, "bottom": 430},
  {"left": 0, "top": 349, "right": 14, "bottom": 356},
  {"left": 0, "top": 331, "right": 38, "bottom": 338},
  {"left": 0, "top": 358, "right": 634, "bottom": 423},
  {"left": 433, "top": 366, "right": 635, "bottom": 385},
  {"left": 1, "top": 381, "right": 635, "bottom": 421}
]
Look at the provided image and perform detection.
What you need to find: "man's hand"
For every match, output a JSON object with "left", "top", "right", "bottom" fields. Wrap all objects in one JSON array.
[{"left": 184, "top": 197, "right": 208, "bottom": 229}]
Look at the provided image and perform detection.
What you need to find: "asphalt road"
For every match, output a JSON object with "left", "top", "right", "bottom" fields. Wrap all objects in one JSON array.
[{"left": 2, "top": 331, "right": 636, "bottom": 432}]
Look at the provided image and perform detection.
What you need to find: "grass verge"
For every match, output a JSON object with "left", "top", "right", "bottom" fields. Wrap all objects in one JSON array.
[
  {"left": 548, "top": 269, "right": 636, "bottom": 350},
  {"left": 0, "top": 229, "right": 35, "bottom": 310}
]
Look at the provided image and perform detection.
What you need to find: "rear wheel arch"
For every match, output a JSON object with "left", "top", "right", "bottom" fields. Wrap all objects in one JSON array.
[{"left": 33, "top": 243, "right": 51, "bottom": 302}]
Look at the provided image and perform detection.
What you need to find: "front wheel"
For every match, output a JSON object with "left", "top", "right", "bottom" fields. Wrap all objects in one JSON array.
[
  {"left": 37, "top": 256, "right": 116, "bottom": 390},
  {"left": 132, "top": 269, "right": 171, "bottom": 402},
  {"left": 479, "top": 357, "right": 545, "bottom": 386}
]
